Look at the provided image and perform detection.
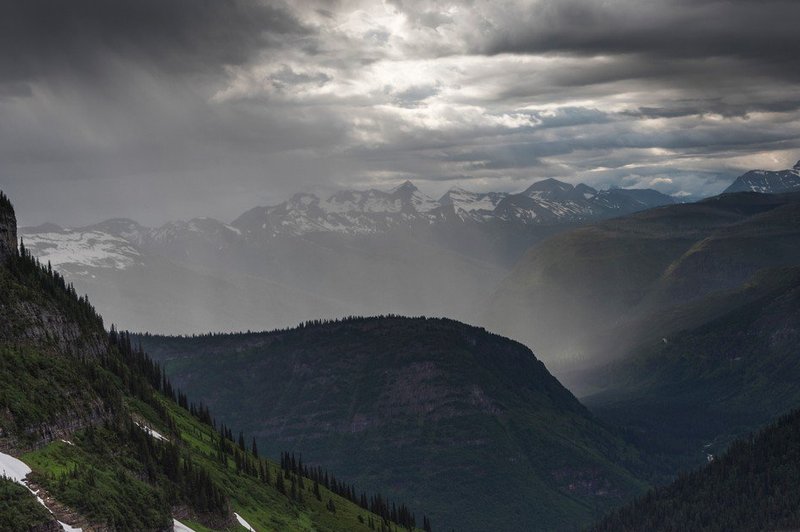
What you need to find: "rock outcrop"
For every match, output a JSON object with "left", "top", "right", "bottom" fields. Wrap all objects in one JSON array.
[{"left": 0, "top": 191, "right": 17, "bottom": 258}]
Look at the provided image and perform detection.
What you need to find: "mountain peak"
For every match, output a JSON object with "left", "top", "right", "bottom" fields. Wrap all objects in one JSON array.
[
  {"left": 524, "top": 178, "right": 574, "bottom": 195},
  {"left": 392, "top": 180, "right": 419, "bottom": 194},
  {"left": 724, "top": 161, "right": 800, "bottom": 194}
]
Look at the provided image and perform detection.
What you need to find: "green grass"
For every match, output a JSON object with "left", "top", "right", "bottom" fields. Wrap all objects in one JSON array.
[
  {"left": 24, "top": 428, "right": 172, "bottom": 530},
  {"left": 138, "top": 396, "right": 402, "bottom": 532},
  {"left": 21, "top": 394, "right": 418, "bottom": 531}
]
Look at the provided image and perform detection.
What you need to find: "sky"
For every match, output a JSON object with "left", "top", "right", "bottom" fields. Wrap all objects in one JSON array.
[{"left": 1, "top": 0, "right": 800, "bottom": 226}]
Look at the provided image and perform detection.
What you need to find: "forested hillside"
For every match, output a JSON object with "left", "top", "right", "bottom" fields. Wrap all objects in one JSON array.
[
  {"left": 0, "top": 191, "right": 425, "bottom": 531},
  {"left": 593, "top": 409, "right": 800, "bottom": 531},
  {"left": 139, "top": 317, "right": 648, "bottom": 532}
]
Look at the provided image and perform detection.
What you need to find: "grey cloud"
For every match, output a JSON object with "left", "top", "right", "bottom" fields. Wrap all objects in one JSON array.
[
  {"left": 0, "top": 0, "right": 309, "bottom": 87},
  {"left": 1, "top": 0, "right": 800, "bottom": 226},
  {"left": 486, "top": 0, "right": 800, "bottom": 67}
]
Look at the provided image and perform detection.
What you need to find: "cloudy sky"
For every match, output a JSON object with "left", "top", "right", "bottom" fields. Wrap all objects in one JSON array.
[{"left": 2, "top": 0, "right": 800, "bottom": 225}]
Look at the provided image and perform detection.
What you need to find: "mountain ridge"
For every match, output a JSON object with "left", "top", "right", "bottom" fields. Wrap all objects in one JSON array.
[
  {"left": 723, "top": 160, "right": 800, "bottom": 194},
  {"left": 138, "top": 315, "right": 649, "bottom": 532}
]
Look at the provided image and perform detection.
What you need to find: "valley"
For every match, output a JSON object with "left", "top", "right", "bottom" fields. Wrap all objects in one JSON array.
[{"left": 3, "top": 159, "right": 800, "bottom": 531}]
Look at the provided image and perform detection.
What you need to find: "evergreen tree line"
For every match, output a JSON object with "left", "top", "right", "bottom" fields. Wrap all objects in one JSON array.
[
  {"left": 593, "top": 408, "right": 800, "bottom": 531},
  {"left": 8, "top": 239, "right": 104, "bottom": 332},
  {"left": 112, "top": 326, "right": 433, "bottom": 530},
  {"left": 280, "top": 451, "right": 432, "bottom": 532},
  {"left": 139, "top": 313, "right": 429, "bottom": 340}
]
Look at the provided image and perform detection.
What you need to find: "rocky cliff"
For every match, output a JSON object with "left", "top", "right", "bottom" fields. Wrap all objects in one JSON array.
[{"left": 0, "top": 191, "right": 17, "bottom": 259}]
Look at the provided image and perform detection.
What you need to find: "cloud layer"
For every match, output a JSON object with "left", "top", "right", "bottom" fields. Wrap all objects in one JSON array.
[{"left": 1, "top": 0, "right": 799, "bottom": 224}]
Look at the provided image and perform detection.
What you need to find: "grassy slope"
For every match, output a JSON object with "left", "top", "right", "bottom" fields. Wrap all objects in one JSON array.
[
  {"left": 23, "top": 396, "right": 396, "bottom": 532},
  {"left": 141, "top": 317, "right": 648, "bottom": 532}
]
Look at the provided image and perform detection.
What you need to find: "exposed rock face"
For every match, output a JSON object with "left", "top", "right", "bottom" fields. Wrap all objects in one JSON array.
[
  {"left": 0, "top": 192, "right": 17, "bottom": 258},
  {"left": 0, "top": 283, "right": 108, "bottom": 360}
]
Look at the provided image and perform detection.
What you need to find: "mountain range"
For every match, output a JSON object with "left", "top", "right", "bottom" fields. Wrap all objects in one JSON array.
[
  {"left": 21, "top": 178, "right": 672, "bottom": 334},
  {"left": 484, "top": 186, "right": 800, "bottom": 478}
]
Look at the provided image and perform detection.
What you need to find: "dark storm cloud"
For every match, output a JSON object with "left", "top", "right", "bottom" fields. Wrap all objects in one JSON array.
[
  {"left": 486, "top": 0, "right": 800, "bottom": 72},
  {"left": 0, "top": 0, "right": 799, "bottom": 225},
  {"left": 0, "top": 0, "right": 308, "bottom": 86}
]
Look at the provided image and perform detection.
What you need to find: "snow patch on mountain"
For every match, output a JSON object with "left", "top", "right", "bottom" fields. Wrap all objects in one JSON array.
[
  {"left": 439, "top": 188, "right": 507, "bottom": 218},
  {"left": 234, "top": 512, "right": 256, "bottom": 531},
  {"left": 23, "top": 230, "right": 141, "bottom": 271}
]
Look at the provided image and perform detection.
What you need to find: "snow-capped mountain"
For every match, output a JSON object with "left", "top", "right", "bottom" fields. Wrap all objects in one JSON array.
[
  {"left": 22, "top": 178, "right": 673, "bottom": 274},
  {"left": 232, "top": 178, "right": 673, "bottom": 237},
  {"left": 22, "top": 177, "right": 674, "bottom": 276},
  {"left": 723, "top": 160, "right": 800, "bottom": 194},
  {"left": 19, "top": 177, "right": 673, "bottom": 334},
  {"left": 438, "top": 188, "right": 509, "bottom": 222},
  {"left": 491, "top": 178, "right": 674, "bottom": 225},
  {"left": 22, "top": 223, "right": 144, "bottom": 273},
  {"left": 232, "top": 181, "right": 443, "bottom": 238}
]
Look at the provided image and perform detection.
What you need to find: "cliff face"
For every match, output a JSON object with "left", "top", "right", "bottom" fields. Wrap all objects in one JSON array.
[
  {"left": 0, "top": 192, "right": 17, "bottom": 259},
  {"left": 0, "top": 192, "right": 106, "bottom": 360},
  {"left": 0, "top": 191, "right": 109, "bottom": 452}
]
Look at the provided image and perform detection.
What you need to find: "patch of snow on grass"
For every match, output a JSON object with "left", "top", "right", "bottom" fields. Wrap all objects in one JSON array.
[
  {"left": 134, "top": 421, "right": 168, "bottom": 442},
  {"left": 1, "top": 451, "right": 83, "bottom": 531},
  {"left": 173, "top": 518, "right": 197, "bottom": 532},
  {"left": 234, "top": 512, "right": 256, "bottom": 531}
]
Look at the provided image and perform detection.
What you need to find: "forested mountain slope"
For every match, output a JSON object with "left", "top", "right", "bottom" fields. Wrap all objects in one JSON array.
[
  {"left": 583, "top": 266, "right": 800, "bottom": 473},
  {"left": 592, "top": 408, "right": 800, "bottom": 531},
  {"left": 486, "top": 192, "right": 800, "bottom": 374},
  {"left": 139, "top": 317, "right": 648, "bottom": 532},
  {"left": 0, "top": 191, "right": 423, "bottom": 532}
]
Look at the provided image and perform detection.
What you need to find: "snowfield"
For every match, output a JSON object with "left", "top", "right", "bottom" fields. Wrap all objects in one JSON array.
[
  {"left": 0, "top": 451, "right": 83, "bottom": 531},
  {"left": 23, "top": 230, "right": 141, "bottom": 270}
]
